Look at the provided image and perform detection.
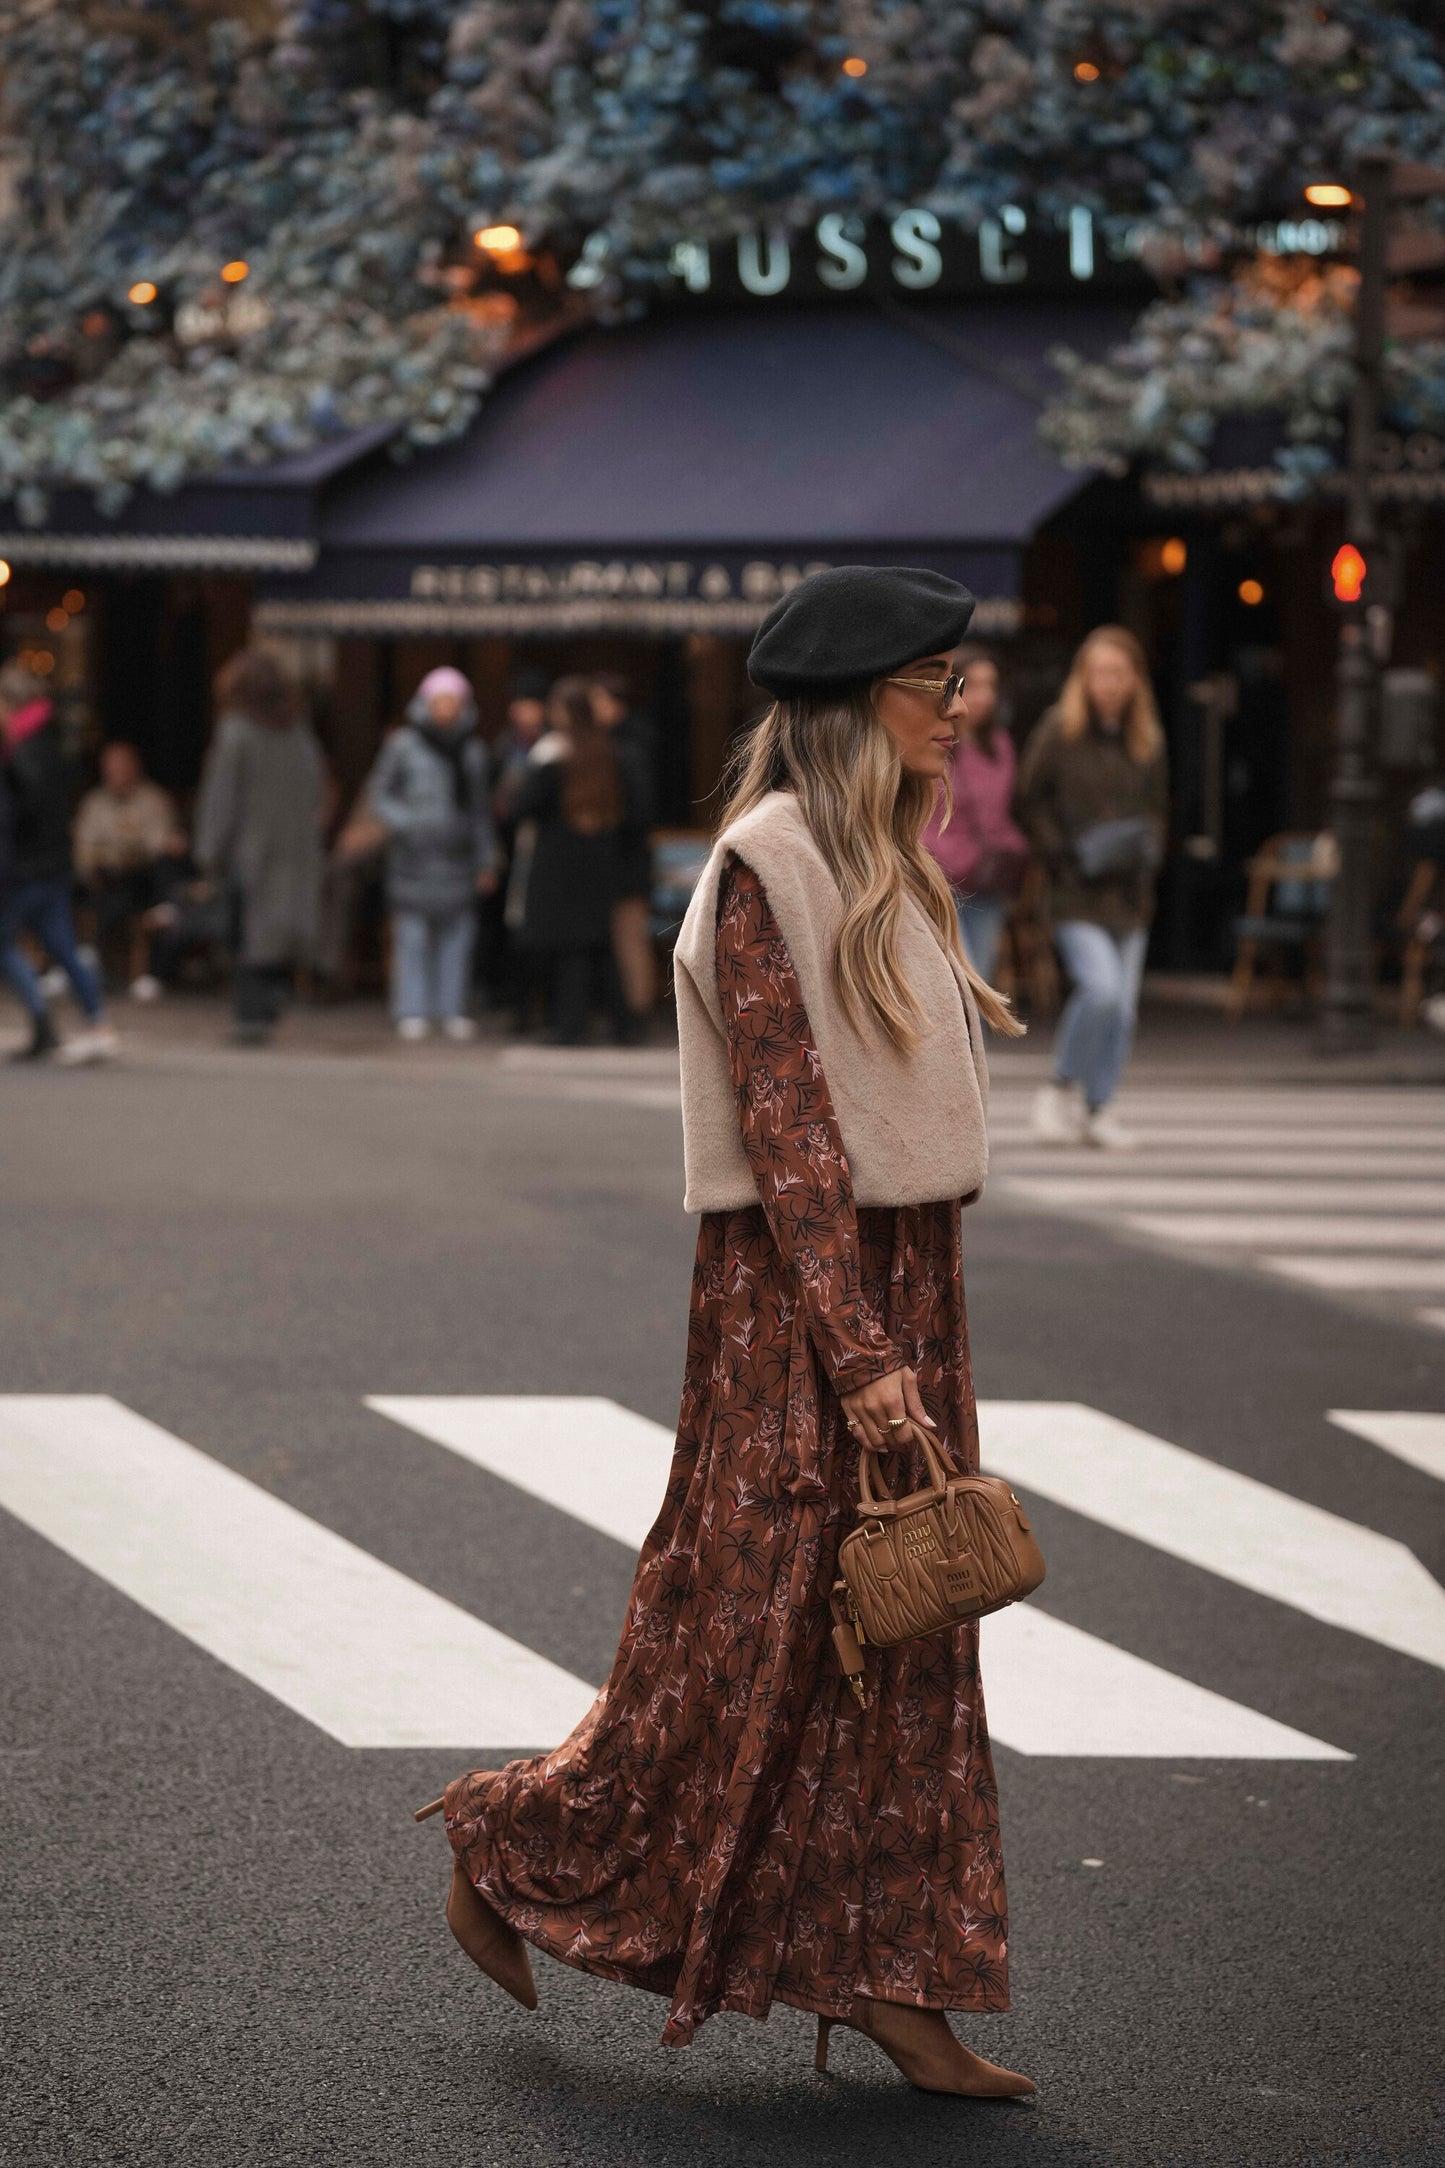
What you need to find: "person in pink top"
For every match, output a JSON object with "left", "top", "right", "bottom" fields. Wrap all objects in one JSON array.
[{"left": 920, "top": 644, "right": 1028, "bottom": 983}]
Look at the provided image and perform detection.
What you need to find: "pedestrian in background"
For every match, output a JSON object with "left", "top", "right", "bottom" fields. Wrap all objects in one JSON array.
[
  {"left": 590, "top": 671, "right": 658, "bottom": 1041},
  {"left": 371, "top": 666, "right": 500, "bottom": 1043},
  {"left": 194, "top": 647, "right": 327, "bottom": 1048},
  {"left": 74, "top": 741, "right": 179, "bottom": 993},
  {"left": 0, "top": 662, "right": 116, "bottom": 1064},
  {"left": 514, "top": 674, "right": 647, "bottom": 1046},
  {"left": 920, "top": 643, "right": 1028, "bottom": 983},
  {"left": 421, "top": 566, "right": 1034, "bottom": 2099},
  {"left": 485, "top": 666, "right": 550, "bottom": 1023},
  {"left": 1018, "top": 625, "right": 1167, "bottom": 1148}
]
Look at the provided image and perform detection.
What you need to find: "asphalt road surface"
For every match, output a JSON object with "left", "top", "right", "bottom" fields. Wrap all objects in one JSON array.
[{"left": 3, "top": 1039, "right": 1442, "bottom": 2168}]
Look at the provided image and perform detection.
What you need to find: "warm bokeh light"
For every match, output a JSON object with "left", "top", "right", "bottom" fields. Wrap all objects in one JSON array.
[
  {"left": 45, "top": 606, "right": 69, "bottom": 633},
  {"left": 842, "top": 56, "right": 868, "bottom": 78},
  {"left": 81, "top": 311, "right": 111, "bottom": 338},
  {"left": 1161, "top": 536, "right": 1188, "bottom": 576},
  {"left": 0, "top": 560, "right": 11, "bottom": 588},
  {"left": 1304, "top": 183, "right": 1353, "bottom": 208},
  {"left": 220, "top": 260, "right": 250, "bottom": 284},
  {"left": 1074, "top": 60, "right": 1101, "bottom": 81},
  {"left": 1237, "top": 578, "right": 1265, "bottom": 607},
  {"left": 62, "top": 589, "right": 85, "bottom": 613},
  {"left": 30, "top": 649, "right": 55, "bottom": 675},
  {"left": 1332, "top": 542, "right": 1367, "bottom": 602},
  {"left": 474, "top": 224, "right": 523, "bottom": 253},
  {"left": 128, "top": 281, "right": 157, "bottom": 306}
]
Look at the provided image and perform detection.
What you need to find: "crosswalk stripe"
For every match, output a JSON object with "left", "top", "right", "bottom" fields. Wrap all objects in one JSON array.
[
  {"left": 366, "top": 1394, "right": 670, "bottom": 1553},
  {"left": 372, "top": 1394, "right": 1350, "bottom": 1761},
  {"left": 1328, "top": 1411, "right": 1445, "bottom": 1483},
  {"left": 993, "top": 1152, "right": 1445, "bottom": 1178},
  {"left": 976, "top": 1605, "right": 1347, "bottom": 1759},
  {"left": 1265, "top": 1256, "right": 1445, "bottom": 1291},
  {"left": 991, "top": 1088, "right": 1445, "bottom": 1117},
  {"left": 0, "top": 1396, "right": 597, "bottom": 1749},
  {"left": 1003, "top": 1177, "right": 1445, "bottom": 1211},
  {"left": 988, "top": 1124, "right": 1445, "bottom": 1151},
  {"left": 1416, "top": 1307, "right": 1445, "bottom": 1332},
  {"left": 975, "top": 1401, "right": 1445, "bottom": 1672},
  {"left": 1124, "top": 1215, "right": 1445, "bottom": 1250}
]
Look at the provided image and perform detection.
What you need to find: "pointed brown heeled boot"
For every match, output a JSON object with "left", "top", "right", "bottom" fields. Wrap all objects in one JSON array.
[
  {"left": 444, "top": 1861, "right": 538, "bottom": 2010},
  {"left": 414, "top": 1793, "right": 538, "bottom": 2012},
  {"left": 814, "top": 2000, "right": 1036, "bottom": 2098}
]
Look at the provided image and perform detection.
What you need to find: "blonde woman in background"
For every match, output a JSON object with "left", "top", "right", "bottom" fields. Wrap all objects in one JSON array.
[
  {"left": 419, "top": 567, "right": 1035, "bottom": 2102},
  {"left": 1018, "top": 626, "right": 1168, "bottom": 1149}
]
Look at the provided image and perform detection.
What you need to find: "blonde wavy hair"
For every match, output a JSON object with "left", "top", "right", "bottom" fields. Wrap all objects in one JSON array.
[
  {"left": 718, "top": 687, "right": 1023, "bottom": 1049},
  {"left": 1055, "top": 625, "right": 1163, "bottom": 765}
]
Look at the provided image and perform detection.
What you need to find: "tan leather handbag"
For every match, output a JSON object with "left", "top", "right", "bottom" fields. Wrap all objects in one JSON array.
[{"left": 830, "top": 1420, "right": 1046, "bottom": 1706}]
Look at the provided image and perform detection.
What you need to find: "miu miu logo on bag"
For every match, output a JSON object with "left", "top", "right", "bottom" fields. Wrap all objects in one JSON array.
[
  {"left": 902, "top": 1525, "right": 939, "bottom": 1559},
  {"left": 937, "top": 1559, "right": 982, "bottom": 1607}
]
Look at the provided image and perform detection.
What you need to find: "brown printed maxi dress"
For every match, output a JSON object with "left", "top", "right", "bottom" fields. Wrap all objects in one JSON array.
[{"left": 443, "top": 855, "right": 1010, "bottom": 2045}]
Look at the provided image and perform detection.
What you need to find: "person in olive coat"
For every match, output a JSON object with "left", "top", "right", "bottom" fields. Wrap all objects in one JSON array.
[
  {"left": 194, "top": 647, "right": 328, "bottom": 1047},
  {"left": 514, "top": 675, "right": 652, "bottom": 1045}
]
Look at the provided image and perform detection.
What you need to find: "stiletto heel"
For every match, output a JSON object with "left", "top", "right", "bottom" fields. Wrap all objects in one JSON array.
[
  {"left": 413, "top": 1795, "right": 446, "bottom": 1821},
  {"left": 826, "top": 1999, "right": 1035, "bottom": 2098},
  {"left": 815, "top": 2017, "right": 832, "bottom": 2073}
]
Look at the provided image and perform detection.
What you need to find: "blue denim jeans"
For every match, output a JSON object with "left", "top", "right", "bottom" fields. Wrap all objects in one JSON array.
[
  {"left": 1053, "top": 920, "right": 1147, "bottom": 1111},
  {"left": 391, "top": 905, "right": 475, "bottom": 1022},
  {"left": 0, "top": 878, "right": 104, "bottom": 1022},
  {"left": 954, "top": 892, "right": 1007, "bottom": 984}
]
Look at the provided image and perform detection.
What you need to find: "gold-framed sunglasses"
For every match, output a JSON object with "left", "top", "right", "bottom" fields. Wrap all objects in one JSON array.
[{"left": 884, "top": 668, "right": 967, "bottom": 716}]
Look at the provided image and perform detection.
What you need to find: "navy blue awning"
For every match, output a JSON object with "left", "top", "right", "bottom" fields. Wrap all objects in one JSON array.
[{"left": 258, "top": 300, "right": 1128, "bottom": 638}]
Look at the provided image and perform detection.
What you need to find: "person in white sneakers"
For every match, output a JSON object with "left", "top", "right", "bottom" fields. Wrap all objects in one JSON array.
[
  {"left": 0, "top": 664, "right": 118, "bottom": 1066},
  {"left": 370, "top": 668, "right": 500, "bottom": 1043},
  {"left": 1018, "top": 627, "right": 1168, "bottom": 1149}
]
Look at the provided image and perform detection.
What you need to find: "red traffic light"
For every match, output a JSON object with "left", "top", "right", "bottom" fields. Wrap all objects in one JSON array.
[{"left": 1331, "top": 543, "right": 1367, "bottom": 603}]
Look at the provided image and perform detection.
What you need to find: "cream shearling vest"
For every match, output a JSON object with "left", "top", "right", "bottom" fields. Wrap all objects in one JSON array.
[{"left": 672, "top": 790, "right": 989, "bottom": 1213}]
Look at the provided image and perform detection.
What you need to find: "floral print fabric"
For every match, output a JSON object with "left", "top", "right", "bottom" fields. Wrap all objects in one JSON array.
[{"left": 443, "top": 853, "right": 1010, "bottom": 2043}]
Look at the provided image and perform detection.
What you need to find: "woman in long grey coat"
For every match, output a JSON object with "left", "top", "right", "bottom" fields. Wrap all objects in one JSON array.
[
  {"left": 370, "top": 667, "right": 500, "bottom": 1042},
  {"left": 193, "top": 647, "right": 326, "bottom": 1046}
]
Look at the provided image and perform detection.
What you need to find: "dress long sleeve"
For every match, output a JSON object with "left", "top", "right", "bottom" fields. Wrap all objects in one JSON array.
[{"left": 715, "top": 852, "right": 901, "bottom": 1396}]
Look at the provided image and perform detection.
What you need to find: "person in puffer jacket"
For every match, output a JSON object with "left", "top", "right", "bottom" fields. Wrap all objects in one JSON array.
[{"left": 370, "top": 667, "right": 501, "bottom": 1041}]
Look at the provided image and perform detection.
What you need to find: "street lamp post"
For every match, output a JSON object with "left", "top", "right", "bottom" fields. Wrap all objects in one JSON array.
[{"left": 1319, "top": 149, "right": 1392, "bottom": 1055}]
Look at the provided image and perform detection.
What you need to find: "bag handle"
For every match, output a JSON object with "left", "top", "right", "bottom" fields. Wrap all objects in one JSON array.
[{"left": 856, "top": 1418, "right": 957, "bottom": 1515}]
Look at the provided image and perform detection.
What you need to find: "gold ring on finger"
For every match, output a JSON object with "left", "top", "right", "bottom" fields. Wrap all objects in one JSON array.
[{"left": 885, "top": 1415, "right": 907, "bottom": 1429}]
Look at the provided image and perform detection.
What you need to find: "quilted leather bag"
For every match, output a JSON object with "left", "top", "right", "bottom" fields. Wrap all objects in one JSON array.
[{"left": 830, "top": 1420, "right": 1046, "bottom": 1706}]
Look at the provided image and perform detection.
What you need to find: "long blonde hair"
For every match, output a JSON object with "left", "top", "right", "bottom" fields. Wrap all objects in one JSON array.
[
  {"left": 718, "top": 688, "right": 1023, "bottom": 1049},
  {"left": 1055, "top": 625, "right": 1163, "bottom": 765}
]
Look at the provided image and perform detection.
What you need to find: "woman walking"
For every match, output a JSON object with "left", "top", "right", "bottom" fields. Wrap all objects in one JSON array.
[
  {"left": 1018, "top": 626, "right": 1168, "bottom": 1149},
  {"left": 194, "top": 648, "right": 327, "bottom": 1047},
  {"left": 920, "top": 643, "right": 1028, "bottom": 982},
  {"left": 0, "top": 662, "right": 117, "bottom": 1064},
  {"left": 513, "top": 675, "right": 650, "bottom": 1046},
  {"left": 371, "top": 667, "right": 500, "bottom": 1042},
  {"left": 419, "top": 566, "right": 1034, "bottom": 2099}
]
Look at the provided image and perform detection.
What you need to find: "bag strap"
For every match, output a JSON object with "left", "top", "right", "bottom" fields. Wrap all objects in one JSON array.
[{"left": 856, "top": 1418, "right": 957, "bottom": 1514}]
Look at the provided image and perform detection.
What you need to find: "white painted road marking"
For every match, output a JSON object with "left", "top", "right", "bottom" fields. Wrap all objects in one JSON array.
[
  {"left": 1123, "top": 1215, "right": 1445, "bottom": 1250},
  {"left": 1265, "top": 1256, "right": 1445, "bottom": 1292},
  {"left": 367, "top": 1393, "right": 672, "bottom": 1554},
  {"left": 373, "top": 1394, "right": 1350, "bottom": 1760},
  {"left": 1329, "top": 1411, "right": 1445, "bottom": 1485},
  {"left": 1004, "top": 1178, "right": 1445, "bottom": 1212},
  {"left": 980, "top": 1606, "right": 1347, "bottom": 1759},
  {"left": 0, "top": 1396, "right": 597, "bottom": 1749},
  {"left": 976, "top": 1400, "right": 1445, "bottom": 1672}
]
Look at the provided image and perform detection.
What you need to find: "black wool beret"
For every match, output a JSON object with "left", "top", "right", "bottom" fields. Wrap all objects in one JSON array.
[{"left": 748, "top": 564, "right": 976, "bottom": 697}]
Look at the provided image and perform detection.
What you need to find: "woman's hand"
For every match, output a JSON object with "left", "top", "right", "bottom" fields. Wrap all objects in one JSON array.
[{"left": 839, "top": 1365, "right": 936, "bottom": 1451}]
